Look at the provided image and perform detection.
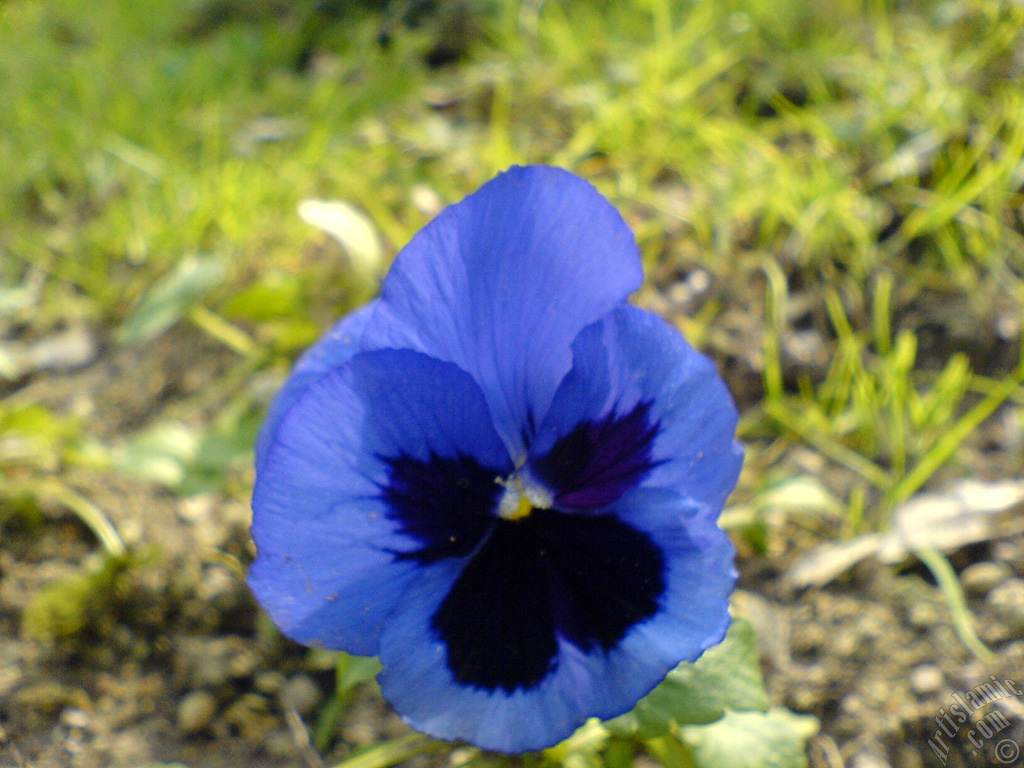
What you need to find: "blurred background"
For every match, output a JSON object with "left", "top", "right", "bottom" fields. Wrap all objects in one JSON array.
[{"left": 1, "top": 1, "right": 1023, "bottom": 767}]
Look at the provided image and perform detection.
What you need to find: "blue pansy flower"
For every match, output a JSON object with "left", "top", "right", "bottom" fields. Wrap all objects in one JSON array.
[{"left": 249, "top": 166, "right": 744, "bottom": 753}]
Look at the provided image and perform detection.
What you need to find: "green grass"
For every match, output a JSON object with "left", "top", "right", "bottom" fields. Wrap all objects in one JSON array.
[
  {"left": 2, "top": 0, "right": 1022, "bottom": 593},
  {"left": 2, "top": 0, "right": 1024, "bottom": 761}
]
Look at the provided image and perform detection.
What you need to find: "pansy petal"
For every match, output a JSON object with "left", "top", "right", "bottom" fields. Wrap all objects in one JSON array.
[
  {"left": 529, "top": 305, "right": 743, "bottom": 512},
  {"left": 361, "top": 166, "right": 643, "bottom": 459},
  {"left": 378, "top": 559, "right": 588, "bottom": 753},
  {"left": 595, "top": 487, "right": 736, "bottom": 676},
  {"left": 250, "top": 348, "right": 511, "bottom": 653},
  {"left": 377, "top": 489, "right": 733, "bottom": 753},
  {"left": 248, "top": 539, "right": 419, "bottom": 656},
  {"left": 255, "top": 300, "right": 378, "bottom": 474},
  {"left": 529, "top": 490, "right": 734, "bottom": 733}
]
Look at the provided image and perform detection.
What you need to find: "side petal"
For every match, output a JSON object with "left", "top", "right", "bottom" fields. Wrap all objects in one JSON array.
[
  {"left": 250, "top": 348, "right": 511, "bottom": 654},
  {"left": 361, "top": 166, "right": 643, "bottom": 460},
  {"left": 529, "top": 305, "right": 743, "bottom": 512},
  {"left": 255, "top": 300, "right": 377, "bottom": 474},
  {"left": 376, "top": 489, "right": 734, "bottom": 753},
  {"left": 248, "top": 539, "right": 419, "bottom": 656}
]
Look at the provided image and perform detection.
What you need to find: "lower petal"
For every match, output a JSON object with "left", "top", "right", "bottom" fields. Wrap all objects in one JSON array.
[
  {"left": 378, "top": 560, "right": 590, "bottom": 753},
  {"left": 377, "top": 490, "right": 733, "bottom": 753}
]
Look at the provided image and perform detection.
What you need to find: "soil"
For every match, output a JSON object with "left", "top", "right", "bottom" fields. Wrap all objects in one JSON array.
[{"left": 2, "top": 322, "right": 1023, "bottom": 768}]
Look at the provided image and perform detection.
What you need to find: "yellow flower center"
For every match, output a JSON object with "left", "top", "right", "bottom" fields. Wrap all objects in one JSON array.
[
  {"left": 506, "top": 491, "right": 533, "bottom": 521},
  {"left": 497, "top": 473, "right": 552, "bottom": 521}
]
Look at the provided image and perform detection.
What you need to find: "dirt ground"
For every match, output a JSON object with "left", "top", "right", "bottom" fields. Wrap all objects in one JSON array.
[{"left": 2, "top": 322, "right": 1023, "bottom": 768}]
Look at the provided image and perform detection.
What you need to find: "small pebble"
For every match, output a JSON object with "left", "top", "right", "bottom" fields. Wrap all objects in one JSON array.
[
  {"left": 851, "top": 751, "right": 891, "bottom": 768},
  {"left": 841, "top": 693, "right": 867, "bottom": 717},
  {"left": 411, "top": 184, "right": 443, "bottom": 217},
  {"left": 173, "top": 636, "right": 256, "bottom": 688},
  {"left": 177, "top": 690, "right": 218, "bottom": 734},
  {"left": 60, "top": 708, "right": 91, "bottom": 729},
  {"left": 960, "top": 561, "right": 1012, "bottom": 596},
  {"left": 178, "top": 495, "right": 214, "bottom": 522},
  {"left": 450, "top": 748, "right": 477, "bottom": 767},
  {"left": 907, "top": 602, "right": 940, "bottom": 628},
  {"left": 223, "top": 693, "right": 273, "bottom": 738},
  {"left": 265, "top": 728, "right": 298, "bottom": 758},
  {"left": 255, "top": 670, "right": 286, "bottom": 696},
  {"left": 278, "top": 674, "right": 322, "bottom": 716},
  {"left": 341, "top": 720, "right": 376, "bottom": 746},
  {"left": 991, "top": 540, "right": 1022, "bottom": 566},
  {"left": 981, "top": 620, "right": 1011, "bottom": 645},
  {"left": 909, "top": 664, "right": 944, "bottom": 695},
  {"left": 988, "top": 578, "right": 1024, "bottom": 631}
]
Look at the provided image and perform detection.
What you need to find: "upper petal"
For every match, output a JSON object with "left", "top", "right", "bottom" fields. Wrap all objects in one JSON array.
[
  {"left": 249, "top": 348, "right": 511, "bottom": 654},
  {"left": 361, "top": 166, "right": 643, "bottom": 460},
  {"left": 529, "top": 305, "right": 743, "bottom": 512}
]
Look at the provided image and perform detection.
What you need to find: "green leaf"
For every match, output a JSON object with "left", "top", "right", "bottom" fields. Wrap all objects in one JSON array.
[
  {"left": 643, "top": 735, "right": 698, "bottom": 768},
  {"left": 327, "top": 734, "right": 435, "bottom": 768},
  {"left": 0, "top": 403, "right": 86, "bottom": 467},
  {"left": 314, "top": 652, "right": 384, "bottom": 751},
  {"left": 336, "top": 652, "right": 383, "bottom": 692},
  {"left": 542, "top": 718, "right": 610, "bottom": 768},
  {"left": 221, "top": 272, "right": 305, "bottom": 323},
  {"left": 114, "top": 403, "right": 262, "bottom": 494},
  {"left": 115, "top": 421, "right": 199, "bottom": 487},
  {"left": 608, "top": 618, "right": 769, "bottom": 738},
  {"left": 177, "top": 408, "right": 262, "bottom": 495},
  {"left": 117, "top": 254, "right": 225, "bottom": 346},
  {"left": 22, "top": 553, "right": 129, "bottom": 640},
  {"left": 681, "top": 709, "right": 819, "bottom": 768}
]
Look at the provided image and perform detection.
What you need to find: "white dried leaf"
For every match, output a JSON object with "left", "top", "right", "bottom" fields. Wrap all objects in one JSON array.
[
  {"left": 787, "top": 480, "right": 1024, "bottom": 588},
  {"left": 297, "top": 199, "right": 383, "bottom": 277}
]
